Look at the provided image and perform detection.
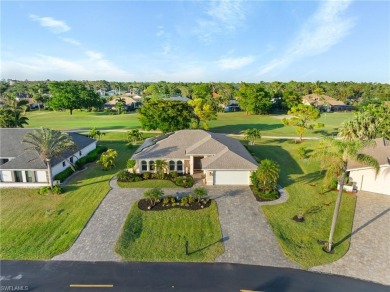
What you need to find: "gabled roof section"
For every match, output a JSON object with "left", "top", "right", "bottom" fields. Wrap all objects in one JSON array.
[
  {"left": 347, "top": 138, "right": 390, "bottom": 170},
  {"left": 131, "top": 129, "right": 258, "bottom": 170}
]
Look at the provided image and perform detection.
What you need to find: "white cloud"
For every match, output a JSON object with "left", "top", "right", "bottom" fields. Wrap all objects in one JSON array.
[
  {"left": 1, "top": 54, "right": 133, "bottom": 81},
  {"left": 194, "top": 0, "right": 246, "bottom": 43},
  {"left": 217, "top": 56, "right": 255, "bottom": 69},
  {"left": 29, "top": 14, "right": 70, "bottom": 34},
  {"left": 59, "top": 37, "right": 81, "bottom": 46},
  {"left": 259, "top": 0, "right": 355, "bottom": 75}
]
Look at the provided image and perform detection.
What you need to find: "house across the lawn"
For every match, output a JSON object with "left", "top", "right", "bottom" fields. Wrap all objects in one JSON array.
[
  {"left": 131, "top": 130, "right": 258, "bottom": 185},
  {"left": 347, "top": 138, "right": 390, "bottom": 195},
  {"left": 0, "top": 128, "right": 96, "bottom": 187}
]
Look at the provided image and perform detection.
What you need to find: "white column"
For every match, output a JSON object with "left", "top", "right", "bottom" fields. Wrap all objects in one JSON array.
[{"left": 190, "top": 156, "right": 194, "bottom": 175}]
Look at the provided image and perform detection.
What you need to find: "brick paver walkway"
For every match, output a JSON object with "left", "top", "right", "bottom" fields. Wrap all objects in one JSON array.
[
  {"left": 310, "top": 191, "right": 390, "bottom": 285},
  {"left": 53, "top": 179, "right": 142, "bottom": 261}
]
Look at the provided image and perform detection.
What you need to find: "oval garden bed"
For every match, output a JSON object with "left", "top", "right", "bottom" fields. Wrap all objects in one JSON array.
[{"left": 138, "top": 196, "right": 211, "bottom": 211}]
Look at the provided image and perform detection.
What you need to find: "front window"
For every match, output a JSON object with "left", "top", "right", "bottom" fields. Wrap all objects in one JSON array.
[
  {"left": 149, "top": 161, "right": 155, "bottom": 171},
  {"left": 70, "top": 157, "right": 74, "bottom": 163},
  {"left": 169, "top": 160, "right": 175, "bottom": 171},
  {"left": 141, "top": 160, "right": 147, "bottom": 171},
  {"left": 25, "top": 171, "right": 35, "bottom": 182},
  {"left": 14, "top": 171, "right": 23, "bottom": 182},
  {"left": 62, "top": 161, "right": 66, "bottom": 167},
  {"left": 177, "top": 161, "right": 183, "bottom": 172}
]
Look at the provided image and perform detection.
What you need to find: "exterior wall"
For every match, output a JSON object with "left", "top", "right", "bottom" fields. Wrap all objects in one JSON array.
[
  {"left": 51, "top": 142, "right": 97, "bottom": 177},
  {"left": 0, "top": 182, "right": 48, "bottom": 188},
  {"left": 36, "top": 171, "right": 48, "bottom": 182},
  {"left": 1, "top": 170, "right": 13, "bottom": 182},
  {"left": 0, "top": 169, "right": 48, "bottom": 187},
  {"left": 349, "top": 166, "right": 390, "bottom": 195}
]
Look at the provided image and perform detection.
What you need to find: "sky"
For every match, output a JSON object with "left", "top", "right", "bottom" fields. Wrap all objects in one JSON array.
[{"left": 1, "top": 0, "right": 389, "bottom": 83}]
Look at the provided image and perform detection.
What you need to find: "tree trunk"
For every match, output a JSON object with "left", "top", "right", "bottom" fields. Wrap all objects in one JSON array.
[
  {"left": 46, "top": 159, "right": 53, "bottom": 189},
  {"left": 327, "top": 162, "right": 347, "bottom": 252},
  {"left": 70, "top": 108, "right": 73, "bottom": 115}
]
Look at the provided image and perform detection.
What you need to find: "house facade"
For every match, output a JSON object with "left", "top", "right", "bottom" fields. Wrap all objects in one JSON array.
[
  {"left": 302, "top": 94, "right": 355, "bottom": 112},
  {"left": 347, "top": 138, "right": 390, "bottom": 195},
  {"left": 0, "top": 129, "right": 96, "bottom": 187},
  {"left": 131, "top": 130, "right": 258, "bottom": 185}
]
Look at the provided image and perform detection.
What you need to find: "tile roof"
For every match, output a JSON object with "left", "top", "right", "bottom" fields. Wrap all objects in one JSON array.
[
  {"left": 347, "top": 138, "right": 390, "bottom": 170},
  {"left": 0, "top": 128, "right": 95, "bottom": 170},
  {"left": 132, "top": 130, "right": 258, "bottom": 170},
  {"left": 302, "top": 94, "right": 345, "bottom": 106}
]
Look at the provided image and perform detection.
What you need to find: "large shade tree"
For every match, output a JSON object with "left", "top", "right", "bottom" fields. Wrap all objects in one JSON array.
[
  {"left": 138, "top": 99, "right": 193, "bottom": 133},
  {"left": 311, "top": 138, "right": 379, "bottom": 252},
  {"left": 22, "top": 127, "right": 76, "bottom": 189},
  {"left": 236, "top": 83, "right": 273, "bottom": 115}
]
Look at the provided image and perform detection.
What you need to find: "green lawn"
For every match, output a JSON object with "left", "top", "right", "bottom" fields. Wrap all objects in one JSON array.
[
  {"left": 26, "top": 110, "right": 141, "bottom": 130},
  {"left": 25, "top": 110, "right": 353, "bottom": 137},
  {"left": 115, "top": 201, "right": 224, "bottom": 262},
  {"left": 0, "top": 133, "right": 134, "bottom": 259},
  {"left": 117, "top": 179, "right": 178, "bottom": 188},
  {"left": 249, "top": 139, "right": 356, "bottom": 268}
]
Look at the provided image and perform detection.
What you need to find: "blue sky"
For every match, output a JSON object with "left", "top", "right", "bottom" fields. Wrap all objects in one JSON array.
[{"left": 1, "top": 0, "right": 389, "bottom": 82}]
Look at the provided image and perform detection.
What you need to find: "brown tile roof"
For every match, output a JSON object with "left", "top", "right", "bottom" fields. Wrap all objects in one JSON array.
[{"left": 302, "top": 94, "right": 345, "bottom": 106}]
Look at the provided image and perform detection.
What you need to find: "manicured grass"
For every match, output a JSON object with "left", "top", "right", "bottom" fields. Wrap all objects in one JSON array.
[
  {"left": 248, "top": 139, "right": 356, "bottom": 268},
  {"left": 26, "top": 110, "right": 141, "bottom": 130},
  {"left": 209, "top": 111, "right": 353, "bottom": 136},
  {"left": 0, "top": 134, "right": 134, "bottom": 259},
  {"left": 115, "top": 201, "right": 224, "bottom": 262},
  {"left": 25, "top": 110, "right": 353, "bottom": 137},
  {"left": 117, "top": 179, "right": 178, "bottom": 188}
]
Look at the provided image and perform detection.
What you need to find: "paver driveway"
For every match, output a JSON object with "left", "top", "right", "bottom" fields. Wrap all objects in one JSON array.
[
  {"left": 310, "top": 191, "right": 390, "bottom": 285},
  {"left": 54, "top": 179, "right": 298, "bottom": 269}
]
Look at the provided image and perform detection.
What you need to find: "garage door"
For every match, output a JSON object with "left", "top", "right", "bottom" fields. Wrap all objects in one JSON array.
[{"left": 214, "top": 170, "right": 250, "bottom": 185}]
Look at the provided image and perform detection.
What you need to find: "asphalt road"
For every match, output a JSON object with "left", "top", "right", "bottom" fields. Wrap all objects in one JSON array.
[{"left": 0, "top": 261, "right": 388, "bottom": 292}]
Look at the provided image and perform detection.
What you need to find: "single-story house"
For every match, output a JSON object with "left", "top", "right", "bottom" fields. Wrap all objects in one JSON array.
[
  {"left": 347, "top": 138, "right": 390, "bottom": 195},
  {"left": 131, "top": 130, "right": 258, "bottom": 185},
  {"left": 163, "top": 96, "right": 190, "bottom": 102},
  {"left": 302, "top": 94, "right": 355, "bottom": 112},
  {"left": 104, "top": 96, "right": 141, "bottom": 111},
  {"left": 0, "top": 128, "right": 96, "bottom": 187}
]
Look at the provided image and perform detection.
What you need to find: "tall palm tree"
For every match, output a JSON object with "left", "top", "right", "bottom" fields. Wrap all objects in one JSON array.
[
  {"left": 22, "top": 127, "right": 76, "bottom": 189},
  {"left": 312, "top": 138, "right": 379, "bottom": 252},
  {"left": 255, "top": 159, "right": 280, "bottom": 193}
]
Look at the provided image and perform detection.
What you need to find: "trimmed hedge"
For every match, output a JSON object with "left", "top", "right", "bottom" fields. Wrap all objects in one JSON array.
[{"left": 53, "top": 167, "right": 74, "bottom": 182}]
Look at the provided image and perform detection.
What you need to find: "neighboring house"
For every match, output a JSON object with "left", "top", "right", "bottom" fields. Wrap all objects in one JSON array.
[
  {"left": 302, "top": 94, "right": 355, "bottom": 112},
  {"left": 224, "top": 99, "right": 240, "bottom": 112},
  {"left": 0, "top": 129, "right": 96, "bottom": 187},
  {"left": 347, "top": 138, "right": 390, "bottom": 195},
  {"left": 104, "top": 96, "right": 140, "bottom": 111},
  {"left": 131, "top": 130, "right": 258, "bottom": 185}
]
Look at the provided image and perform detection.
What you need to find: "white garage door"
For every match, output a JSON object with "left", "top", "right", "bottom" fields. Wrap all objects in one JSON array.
[{"left": 214, "top": 170, "right": 250, "bottom": 185}]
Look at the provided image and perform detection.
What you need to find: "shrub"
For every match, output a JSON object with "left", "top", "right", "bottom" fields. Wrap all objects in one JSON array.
[
  {"left": 75, "top": 145, "right": 108, "bottom": 168},
  {"left": 52, "top": 185, "right": 64, "bottom": 194},
  {"left": 151, "top": 172, "right": 159, "bottom": 179},
  {"left": 252, "top": 187, "right": 280, "bottom": 201},
  {"left": 169, "top": 171, "right": 179, "bottom": 179},
  {"left": 180, "top": 196, "right": 189, "bottom": 207},
  {"left": 175, "top": 176, "right": 194, "bottom": 188},
  {"left": 142, "top": 172, "right": 151, "bottom": 180},
  {"left": 170, "top": 197, "right": 176, "bottom": 204},
  {"left": 143, "top": 188, "right": 164, "bottom": 207},
  {"left": 194, "top": 187, "right": 208, "bottom": 202},
  {"left": 117, "top": 170, "right": 132, "bottom": 182},
  {"left": 53, "top": 167, "right": 74, "bottom": 182},
  {"left": 162, "top": 197, "right": 171, "bottom": 207},
  {"left": 38, "top": 185, "right": 64, "bottom": 195},
  {"left": 38, "top": 186, "right": 51, "bottom": 195},
  {"left": 188, "top": 195, "right": 195, "bottom": 204},
  {"left": 126, "top": 159, "right": 136, "bottom": 171}
]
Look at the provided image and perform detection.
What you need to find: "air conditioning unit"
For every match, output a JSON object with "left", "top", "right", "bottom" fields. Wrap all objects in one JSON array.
[{"left": 53, "top": 180, "right": 61, "bottom": 186}]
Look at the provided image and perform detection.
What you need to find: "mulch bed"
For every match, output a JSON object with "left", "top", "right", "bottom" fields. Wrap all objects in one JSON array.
[
  {"left": 249, "top": 186, "right": 281, "bottom": 202},
  {"left": 138, "top": 198, "right": 212, "bottom": 211}
]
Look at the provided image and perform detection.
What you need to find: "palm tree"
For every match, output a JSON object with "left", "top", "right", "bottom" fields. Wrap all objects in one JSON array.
[
  {"left": 244, "top": 128, "right": 261, "bottom": 145},
  {"left": 22, "top": 127, "right": 76, "bottom": 189},
  {"left": 338, "top": 112, "right": 377, "bottom": 141},
  {"left": 155, "top": 160, "right": 168, "bottom": 179},
  {"left": 0, "top": 108, "right": 29, "bottom": 128},
  {"left": 255, "top": 159, "right": 280, "bottom": 193},
  {"left": 127, "top": 129, "right": 143, "bottom": 145},
  {"left": 311, "top": 138, "right": 379, "bottom": 252}
]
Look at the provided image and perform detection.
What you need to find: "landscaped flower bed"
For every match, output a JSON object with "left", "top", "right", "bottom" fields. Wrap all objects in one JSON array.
[
  {"left": 138, "top": 196, "right": 211, "bottom": 211},
  {"left": 117, "top": 170, "right": 194, "bottom": 188}
]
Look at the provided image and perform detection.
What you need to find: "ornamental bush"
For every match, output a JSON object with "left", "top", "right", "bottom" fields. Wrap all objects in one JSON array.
[{"left": 175, "top": 176, "right": 194, "bottom": 188}]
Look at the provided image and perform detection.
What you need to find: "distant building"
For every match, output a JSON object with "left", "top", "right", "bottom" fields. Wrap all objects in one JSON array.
[{"left": 302, "top": 94, "right": 355, "bottom": 112}]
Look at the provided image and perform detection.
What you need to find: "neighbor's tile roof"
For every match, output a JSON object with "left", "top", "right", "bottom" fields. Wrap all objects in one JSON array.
[
  {"left": 0, "top": 128, "right": 95, "bottom": 170},
  {"left": 347, "top": 138, "right": 390, "bottom": 170},
  {"left": 302, "top": 94, "right": 345, "bottom": 106},
  {"left": 132, "top": 129, "right": 258, "bottom": 170}
]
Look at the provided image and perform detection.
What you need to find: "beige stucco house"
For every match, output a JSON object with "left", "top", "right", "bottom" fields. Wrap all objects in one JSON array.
[
  {"left": 131, "top": 130, "right": 258, "bottom": 185},
  {"left": 347, "top": 138, "right": 390, "bottom": 195}
]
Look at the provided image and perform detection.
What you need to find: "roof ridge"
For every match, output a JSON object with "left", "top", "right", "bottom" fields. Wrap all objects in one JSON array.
[{"left": 185, "top": 131, "right": 211, "bottom": 153}]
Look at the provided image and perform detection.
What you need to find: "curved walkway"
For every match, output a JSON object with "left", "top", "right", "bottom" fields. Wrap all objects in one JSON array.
[
  {"left": 310, "top": 191, "right": 390, "bottom": 285},
  {"left": 53, "top": 179, "right": 298, "bottom": 268},
  {"left": 53, "top": 178, "right": 142, "bottom": 261}
]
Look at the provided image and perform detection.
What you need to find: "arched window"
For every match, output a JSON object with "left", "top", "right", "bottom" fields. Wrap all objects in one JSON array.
[
  {"left": 141, "top": 160, "right": 147, "bottom": 171},
  {"left": 177, "top": 161, "right": 183, "bottom": 172},
  {"left": 149, "top": 161, "right": 155, "bottom": 171},
  {"left": 169, "top": 160, "right": 175, "bottom": 171}
]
